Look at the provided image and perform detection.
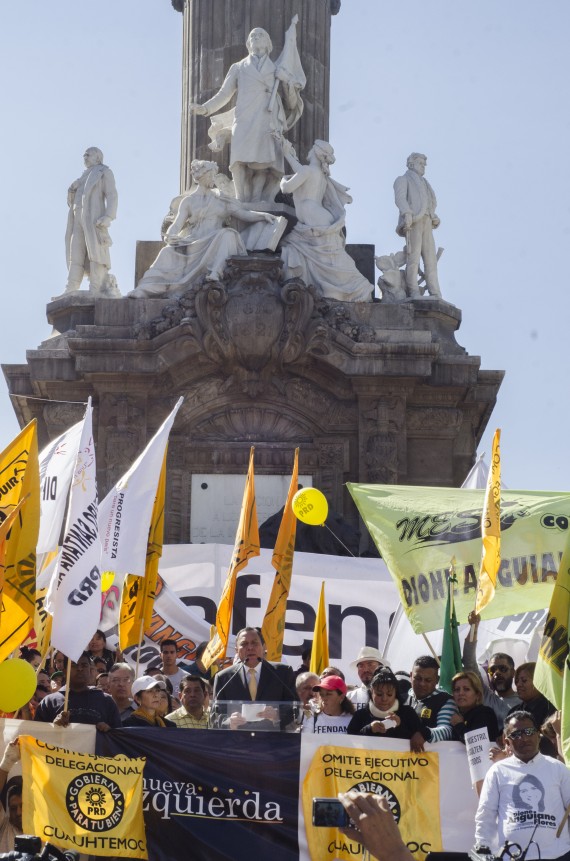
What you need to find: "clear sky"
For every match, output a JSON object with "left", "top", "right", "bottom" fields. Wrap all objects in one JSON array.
[{"left": 1, "top": 1, "right": 568, "bottom": 492}]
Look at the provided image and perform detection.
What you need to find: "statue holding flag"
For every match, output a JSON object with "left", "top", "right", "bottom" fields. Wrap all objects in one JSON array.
[{"left": 190, "top": 17, "right": 305, "bottom": 202}]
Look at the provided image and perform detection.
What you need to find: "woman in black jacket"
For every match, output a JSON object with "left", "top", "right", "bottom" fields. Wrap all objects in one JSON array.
[{"left": 450, "top": 671, "right": 499, "bottom": 743}]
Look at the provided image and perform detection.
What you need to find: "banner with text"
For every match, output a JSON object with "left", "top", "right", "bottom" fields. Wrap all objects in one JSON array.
[
  {"left": 302, "top": 744, "right": 441, "bottom": 860},
  {"left": 348, "top": 484, "right": 570, "bottom": 632},
  {"left": 97, "top": 728, "right": 300, "bottom": 861},
  {"left": 20, "top": 735, "right": 147, "bottom": 858}
]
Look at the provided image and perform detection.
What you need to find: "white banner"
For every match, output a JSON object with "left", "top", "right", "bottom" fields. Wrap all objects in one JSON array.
[
  {"left": 98, "top": 543, "right": 548, "bottom": 683},
  {"left": 98, "top": 397, "right": 182, "bottom": 580},
  {"left": 47, "top": 400, "right": 101, "bottom": 661},
  {"left": 37, "top": 421, "right": 82, "bottom": 556}
]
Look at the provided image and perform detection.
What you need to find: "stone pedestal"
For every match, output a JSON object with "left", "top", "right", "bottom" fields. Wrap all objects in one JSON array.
[
  {"left": 175, "top": 0, "right": 340, "bottom": 191},
  {"left": 3, "top": 255, "right": 503, "bottom": 552}
]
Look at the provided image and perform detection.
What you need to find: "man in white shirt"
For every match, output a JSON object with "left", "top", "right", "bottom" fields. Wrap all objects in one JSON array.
[
  {"left": 158, "top": 639, "right": 189, "bottom": 692},
  {"left": 347, "top": 647, "right": 389, "bottom": 709},
  {"left": 475, "top": 711, "right": 570, "bottom": 860}
]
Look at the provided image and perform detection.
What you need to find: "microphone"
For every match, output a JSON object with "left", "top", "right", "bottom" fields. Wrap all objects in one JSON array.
[
  {"left": 256, "top": 656, "right": 298, "bottom": 703},
  {"left": 212, "top": 660, "right": 244, "bottom": 702}
]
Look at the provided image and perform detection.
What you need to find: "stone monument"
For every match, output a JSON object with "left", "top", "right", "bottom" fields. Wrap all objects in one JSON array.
[{"left": 3, "top": 0, "right": 503, "bottom": 554}]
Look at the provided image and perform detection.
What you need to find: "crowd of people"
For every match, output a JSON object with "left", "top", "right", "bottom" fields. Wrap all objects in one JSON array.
[{"left": 0, "top": 614, "right": 568, "bottom": 860}]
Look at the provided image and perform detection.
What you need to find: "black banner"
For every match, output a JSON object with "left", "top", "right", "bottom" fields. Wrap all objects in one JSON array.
[{"left": 97, "top": 729, "right": 300, "bottom": 861}]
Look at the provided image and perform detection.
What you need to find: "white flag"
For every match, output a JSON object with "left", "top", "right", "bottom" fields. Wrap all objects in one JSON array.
[
  {"left": 47, "top": 399, "right": 101, "bottom": 661},
  {"left": 98, "top": 397, "right": 183, "bottom": 580},
  {"left": 37, "top": 421, "right": 82, "bottom": 557}
]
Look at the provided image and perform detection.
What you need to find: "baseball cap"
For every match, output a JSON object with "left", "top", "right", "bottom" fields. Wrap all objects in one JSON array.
[
  {"left": 313, "top": 675, "right": 348, "bottom": 695},
  {"left": 131, "top": 676, "right": 167, "bottom": 697}
]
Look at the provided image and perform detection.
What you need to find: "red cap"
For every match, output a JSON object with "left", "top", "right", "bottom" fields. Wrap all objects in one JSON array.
[{"left": 313, "top": 675, "right": 347, "bottom": 695}]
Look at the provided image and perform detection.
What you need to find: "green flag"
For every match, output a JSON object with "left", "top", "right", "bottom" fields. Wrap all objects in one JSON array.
[{"left": 439, "top": 562, "right": 462, "bottom": 695}]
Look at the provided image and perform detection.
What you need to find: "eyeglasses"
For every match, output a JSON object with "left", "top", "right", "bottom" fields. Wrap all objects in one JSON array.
[
  {"left": 506, "top": 727, "right": 538, "bottom": 740},
  {"left": 488, "top": 664, "right": 510, "bottom": 674}
]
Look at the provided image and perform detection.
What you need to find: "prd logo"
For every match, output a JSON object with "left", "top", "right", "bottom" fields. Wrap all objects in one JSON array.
[
  {"left": 66, "top": 772, "right": 125, "bottom": 832},
  {"left": 347, "top": 781, "right": 401, "bottom": 823}
]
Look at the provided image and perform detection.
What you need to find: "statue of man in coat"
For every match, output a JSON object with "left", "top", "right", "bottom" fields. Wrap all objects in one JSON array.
[{"left": 65, "top": 147, "right": 118, "bottom": 294}]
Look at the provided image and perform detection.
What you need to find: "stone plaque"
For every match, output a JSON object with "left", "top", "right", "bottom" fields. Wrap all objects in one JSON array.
[{"left": 190, "top": 474, "right": 313, "bottom": 543}]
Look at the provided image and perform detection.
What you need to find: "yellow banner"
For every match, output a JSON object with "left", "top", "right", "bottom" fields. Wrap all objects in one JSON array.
[
  {"left": 348, "top": 483, "right": 570, "bottom": 633},
  {"left": 203, "top": 446, "right": 259, "bottom": 669},
  {"left": 476, "top": 429, "right": 501, "bottom": 614},
  {"left": 262, "top": 448, "right": 298, "bottom": 661},
  {"left": 535, "top": 534, "right": 570, "bottom": 764},
  {"left": 119, "top": 451, "right": 166, "bottom": 651},
  {"left": 20, "top": 735, "right": 147, "bottom": 858},
  {"left": 309, "top": 581, "right": 329, "bottom": 675},
  {"left": 302, "top": 744, "right": 441, "bottom": 861},
  {"left": 0, "top": 421, "right": 40, "bottom": 657}
]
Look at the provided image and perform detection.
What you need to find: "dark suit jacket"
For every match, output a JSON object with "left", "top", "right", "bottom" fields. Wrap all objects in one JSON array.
[{"left": 213, "top": 660, "right": 296, "bottom": 703}]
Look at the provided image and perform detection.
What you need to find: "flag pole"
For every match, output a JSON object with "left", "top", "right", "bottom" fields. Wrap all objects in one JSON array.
[
  {"left": 63, "top": 659, "right": 72, "bottom": 712},
  {"left": 135, "top": 619, "right": 144, "bottom": 679},
  {"left": 421, "top": 633, "right": 440, "bottom": 666}
]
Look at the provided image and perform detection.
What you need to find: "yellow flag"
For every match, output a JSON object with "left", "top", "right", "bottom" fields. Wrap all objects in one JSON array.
[
  {"left": 202, "top": 447, "right": 259, "bottom": 670},
  {"left": 0, "top": 421, "right": 40, "bottom": 660},
  {"left": 309, "top": 581, "right": 329, "bottom": 675},
  {"left": 534, "top": 533, "right": 570, "bottom": 764},
  {"left": 119, "top": 451, "right": 167, "bottom": 651},
  {"left": 261, "top": 449, "right": 299, "bottom": 661},
  {"left": 20, "top": 735, "right": 147, "bottom": 858},
  {"left": 475, "top": 429, "right": 501, "bottom": 614}
]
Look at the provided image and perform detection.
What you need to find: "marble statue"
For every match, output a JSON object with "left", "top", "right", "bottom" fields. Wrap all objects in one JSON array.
[
  {"left": 129, "top": 160, "right": 277, "bottom": 298},
  {"left": 278, "top": 138, "right": 373, "bottom": 302},
  {"left": 65, "top": 147, "right": 119, "bottom": 295},
  {"left": 376, "top": 246, "right": 445, "bottom": 302},
  {"left": 190, "top": 18, "right": 305, "bottom": 203},
  {"left": 393, "top": 152, "right": 441, "bottom": 298}
]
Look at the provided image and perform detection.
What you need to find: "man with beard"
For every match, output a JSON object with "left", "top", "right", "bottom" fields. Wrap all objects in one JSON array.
[
  {"left": 463, "top": 611, "right": 521, "bottom": 724},
  {"left": 347, "top": 648, "right": 388, "bottom": 710}
]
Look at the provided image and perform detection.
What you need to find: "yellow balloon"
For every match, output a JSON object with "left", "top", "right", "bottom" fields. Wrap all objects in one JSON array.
[
  {"left": 0, "top": 659, "right": 38, "bottom": 713},
  {"left": 292, "top": 488, "right": 328, "bottom": 526},
  {"left": 101, "top": 571, "right": 115, "bottom": 592}
]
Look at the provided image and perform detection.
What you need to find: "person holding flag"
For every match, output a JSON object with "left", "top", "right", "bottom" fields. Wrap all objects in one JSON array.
[{"left": 190, "top": 17, "right": 305, "bottom": 202}]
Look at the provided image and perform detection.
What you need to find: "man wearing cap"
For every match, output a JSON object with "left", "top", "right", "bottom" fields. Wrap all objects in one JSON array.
[
  {"left": 34, "top": 653, "right": 121, "bottom": 730},
  {"left": 123, "top": 677, "right": 176, "bottom": 728},
  {"left": 405, "top": 655, "right": 459, "bottom": 742},
  {"left": 347, "top": 647, "right": 388, "bottom": 710}
]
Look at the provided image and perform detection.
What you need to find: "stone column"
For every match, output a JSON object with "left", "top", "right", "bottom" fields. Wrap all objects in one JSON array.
[{"left": 174, "top": 0, "right": 340, "bottom": 192}]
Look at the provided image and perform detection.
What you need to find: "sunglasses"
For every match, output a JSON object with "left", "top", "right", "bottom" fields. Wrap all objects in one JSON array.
[
  {"left": 488, "top": 664, "right": 510, "bottom": 674},
  {"left": 506, "top": 727, "right": 538, "bottom": 740}
]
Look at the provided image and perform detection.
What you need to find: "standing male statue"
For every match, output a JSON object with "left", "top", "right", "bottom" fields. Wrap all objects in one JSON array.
[
  {"left": 394, "top": 152, "right": 441, "bottom": 299},
  {"left": 190, "top": 19, "right": 305, "bottom": 203},
  {"left": 65, "top": 147, "right": 118, "bottom": 295}
]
